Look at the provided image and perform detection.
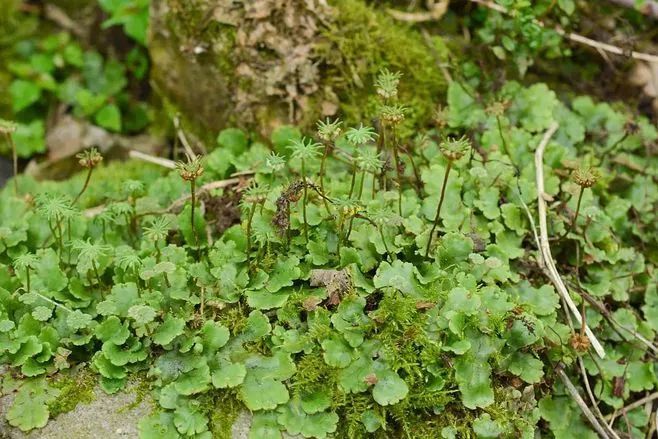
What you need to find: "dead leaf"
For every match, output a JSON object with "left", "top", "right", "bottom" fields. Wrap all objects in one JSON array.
[{"left": 309, "top": 268, "right": 352, "bottom": 305}]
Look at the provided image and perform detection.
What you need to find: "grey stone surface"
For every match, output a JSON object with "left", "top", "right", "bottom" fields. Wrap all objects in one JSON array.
[
  {"left": 0, "top": 377, "right": 255, "bottom": 439},
  {"left": 0, "top": 381, "right": 152, "bottom": 439}
]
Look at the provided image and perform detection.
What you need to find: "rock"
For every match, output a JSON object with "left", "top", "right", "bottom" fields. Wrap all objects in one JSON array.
[
  {"left": 0, "top": 380, "right": 152, "bottom": 439},
  {"left": 0, "top": 379, "right": 256, "bottom": 439},
  {"left": 148, "top": 0, "right": 447, "bottom": 145}
]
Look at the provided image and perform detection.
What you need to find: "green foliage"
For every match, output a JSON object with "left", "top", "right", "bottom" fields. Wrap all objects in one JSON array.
[
  {"left": 99, "top": 0, "right": 150, "bottom": 45},
  {"left": 472, "top": 0, "right": 573, "bottom": 75},
  {"left": 1, "top": 26, "right": 150, "bottom": 159},
  {"left": 1, "top": 67, "right": 658, "bottom": 439}
]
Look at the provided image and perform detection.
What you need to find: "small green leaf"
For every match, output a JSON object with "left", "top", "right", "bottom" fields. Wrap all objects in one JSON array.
[
  {"left": 240, "top": 376, "right": 290, "bottom": 411},
  {"left": 372, "top": 371, "right": 409, "bottom": 406},
  {"left": 95, "top": 316, "right": 130, "bottom": 345},
  {"left": 95, "top": 104, "right": 122, "bottom": 131},
  {"left": 9, "top": 80, "right": 42, "bottom": 112},
  {"left": 212, "top": 361, "right": 247, "bottom": 388},
  {"left": 455, "top": 355, "right": 494, "bottom": 409},
  {"left": 153, "top": 316, "right": 185, "bottom": 346}
]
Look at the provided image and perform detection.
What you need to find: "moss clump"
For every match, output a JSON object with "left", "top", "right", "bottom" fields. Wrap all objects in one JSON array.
[
  {"left": 318, "top": 0, "right": 449, "bottom": 130},
  {"left": 47, "top": 370, "right": 96, "bottom": 418},
  {"left": 202, "top": 390, "right": 243, "bottom": 438}
]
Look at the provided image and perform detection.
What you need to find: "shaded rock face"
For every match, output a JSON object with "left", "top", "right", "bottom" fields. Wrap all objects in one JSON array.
[
  {"left": 149, "top": 0, "right": 331, "bottom": 143},
  {"left": 148, "top": 0, "right": 448, "bottom": 145},
  {"left": 0, "top": 380, "right": 254, "bottom": 439},
  {"left": 0, "top": 382, "right": 152, "bottom": 439}
]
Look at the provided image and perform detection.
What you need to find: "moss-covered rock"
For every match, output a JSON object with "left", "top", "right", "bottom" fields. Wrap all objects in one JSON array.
[{"left": 148, "top": 0, "right": 449, "bottom": 145}]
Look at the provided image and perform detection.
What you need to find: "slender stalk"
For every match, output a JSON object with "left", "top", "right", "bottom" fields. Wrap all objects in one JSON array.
[
  {"left": 425, "top": 161, "right": 452, "bottom": 257},
  {"left": 402, "top": 146, "right": 422, "bottom": 196},
  {"left": 371, "top": 172, "right": 377, "bottom": 199},
  {"left": 286, "top": 204, "right": 291, "bottom": 249},
  {"left": 319, "top": 141, "right": 332, "bottom": 214},
  {"left": 347, "top": 163, "right": 358, "bottom": 199},
  {"left": 200, "top": 287, "right": 205, "bottom": 317},
  {"left": 190, "top": 179, "right": 200, "bottom": 252},
  {"left": 67, "top": 217, "right": 72, "bottom": 266},
  {"left": 246, "top": 201, "right": 257, "bottom": 256},
  {"left": 5, "top": 133, "right": 18, "bottom": 195},
  {"left": 345, "top": 170, "right": 368, "bottom": 241},
  {"left": 357, "top": 170, "right": 366, "bottom": 200},
  {"left": 377, "top": 125, "right": 387, "bottom": 189},
  {"left": 154, "top": 240, "right": 161, "bottom": 263},
  {"left": 378, "top": 226, "right": 391, "bottom": 258},
  {"left": 26, "top": 267, "right": 31, "bottom": 294},
  {"left": 392, "top": 142, "right": 403, "bottom": 215},
  {"left": 301, "top": 159, "right": 309, "bottom": 243},
  {"left": 91, "top": 259, "right": 102, "bottom": 288},
  {"left": 72, "top": 167, "right": 93, "bottom": 205},
  {"left": 566, "top": 186, "right": 584, "bottom": 237},
  {"left": 337, "top": 214, "right": 344, "bottom": 256},
  {"left": 55, "top": 215, "right": 64, "bottom": 261}
]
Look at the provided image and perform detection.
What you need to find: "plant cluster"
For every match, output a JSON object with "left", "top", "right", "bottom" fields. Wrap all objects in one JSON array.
[
  {"left": 1, "top": 30, "right": 149, "bottom": 159},
  {"left": 471, "top": 0, "right": 575, "bottom": 75},
  {"left": 0, "top": 68, "right": 657, "bottom": 439}
]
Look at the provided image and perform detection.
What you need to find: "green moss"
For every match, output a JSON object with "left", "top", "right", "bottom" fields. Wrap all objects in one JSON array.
[
  {"left": 47, "top": 369, "right": 96, "bottom": 417},
  {"left": 318, "top": 0, "right": 450, "bottom": 131},
  {"left": 202, "top": 390, "right": 243, "bottom": 438},
  {"left": 119, "top": 373, "right": 153, "bottom": 412}
]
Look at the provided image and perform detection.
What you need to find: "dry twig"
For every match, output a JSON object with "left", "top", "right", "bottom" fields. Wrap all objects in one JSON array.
[
  {"left": 604, "top": 392, "right": 658, "bottom": 421},
  {"left": 173, "top": 115, "right": 198, "bottom": 161},
  {"left": 128, "top": 150, "right": 176, "bottom": 169},
  {"left": 534, "top": 122, "right": 606, "bottom": 358},
  {"left": 557, "top": 365, "right": 614, "bottom": 439}
]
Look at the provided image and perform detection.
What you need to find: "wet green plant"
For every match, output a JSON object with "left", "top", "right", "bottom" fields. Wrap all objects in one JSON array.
[
  {"left": 2, "top": 72, "right": 658, "bottom": 439},
  {"left": 289, "top": 138, "right": 323, "bottom": 243},
  {"left": 176, "top": 155, "right": 204, "bottom": 252},
  {"left": 425, "top": 136, "right": 471, "bottom": 257},
  {"left": 72, "top": 148, "right": 103, "bottom": 205},
  {"left": 566, "top": 166, "right": 600, "bottom": 236},
  {"left": 317, "top": 118, "right": 343, "bottom": 213}
]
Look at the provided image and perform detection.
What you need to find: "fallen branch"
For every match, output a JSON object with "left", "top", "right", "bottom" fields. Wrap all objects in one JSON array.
[
  {"left": 578, "top": 288, "right": 658, "bottom": 355},
  {"left": 534, "top": 122, "right": 606, "bottom": 359},
  {"left": 129, "top": 150, "right": 176, "bottom": 169},
  {"left": 84, "top": 176, "right": 250, "bottom": 218},
  {"left": 557, "top": 365, "right": 614, "bottom": 439},
  {"left": 173, "top": 115, "right": 199, "bottom": 161},
  {"left": 470, "top": 0, "right": 658, "bottom": 64},
  {"left": 604, "top": 392, "right": 658, "bottom": 421},
  {"left": 578, "top": 357, "right": 621, "bottom": 439},
  {"left": 387, "top": 0, "right": 449, "bottom": 22}
]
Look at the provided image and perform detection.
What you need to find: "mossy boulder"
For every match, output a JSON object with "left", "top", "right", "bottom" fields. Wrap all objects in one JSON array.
[{"left": 148, "top": 0, "right": 449, "bottom": 145}]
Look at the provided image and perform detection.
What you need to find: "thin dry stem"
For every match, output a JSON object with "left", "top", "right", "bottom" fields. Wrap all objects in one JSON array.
[
  {"left": 173, "top": 115, "right": 199, "bottom": 160},
  {"left": 604, "top": 392, "right": 658, "bottom": 421},
  {"left": 557, "top": 365, "right": 613, "bottom": 439},
  {"left": 129, "top": 150, "right": 176, "bottom": 169},
  {"left": 535, "top": 122, "right": 606, "bottom": 358}
]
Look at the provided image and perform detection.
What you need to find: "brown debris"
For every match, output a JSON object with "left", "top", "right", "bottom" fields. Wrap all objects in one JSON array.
[
  {"left": 203, "top": 188, "right": 242, "bottom": 235},
  {"left": 309, "top": 268, "right": 352, "bottom": 305},
  {"left": 213, "top": 0, "right": 332, "bottom": 124}
]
